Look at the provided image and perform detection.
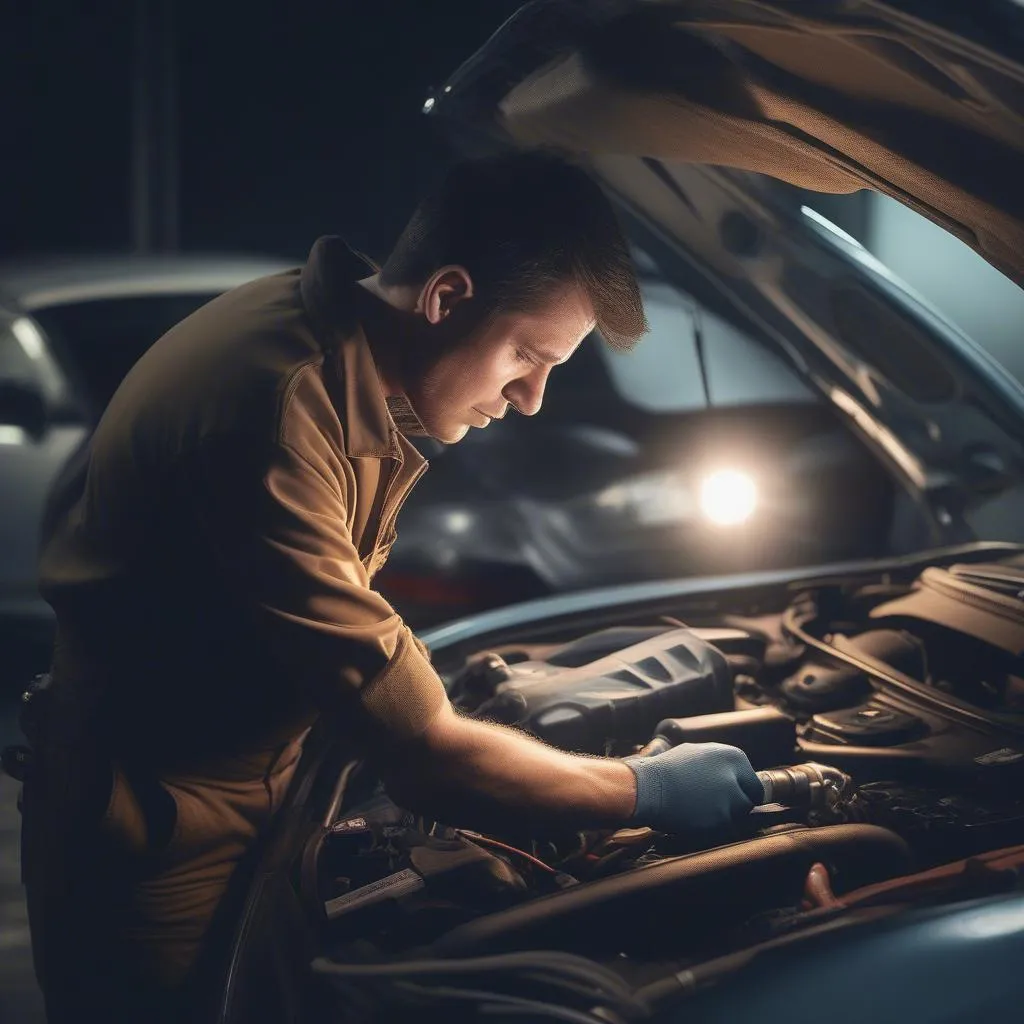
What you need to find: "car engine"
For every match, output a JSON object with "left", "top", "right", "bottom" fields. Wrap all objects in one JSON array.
[{"left": 296, "top": 553, "right": 1024, "bottom": 1022}]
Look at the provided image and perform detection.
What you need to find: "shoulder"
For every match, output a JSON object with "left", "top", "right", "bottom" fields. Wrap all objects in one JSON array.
[
  {"left": 277, "top": 356, "right": 350, "bottom": 477},
  {"left": 97, "top": 270, "right": 331, "bottom": 449}
]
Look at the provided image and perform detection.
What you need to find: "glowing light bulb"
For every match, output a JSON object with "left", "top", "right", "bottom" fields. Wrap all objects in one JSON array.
[{"left": 699, "top": 470, "right": 757, "bottom": 526}]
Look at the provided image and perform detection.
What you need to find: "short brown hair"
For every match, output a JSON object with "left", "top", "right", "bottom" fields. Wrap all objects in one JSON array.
[{"left": 381, "top": 150, "right": 647, "bottom": 350}]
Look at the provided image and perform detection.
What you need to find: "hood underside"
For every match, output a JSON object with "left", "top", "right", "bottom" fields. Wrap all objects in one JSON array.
[{"left": 436, "top": 0, "right": 1024, "bottom": 286}]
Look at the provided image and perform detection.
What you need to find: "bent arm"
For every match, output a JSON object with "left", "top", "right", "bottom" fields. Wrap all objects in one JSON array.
[
  {"left": 376, "top": 700, "right": 638, "bottom": 832},
  {"left": 184, "top": 420, "right": 754, "bottom": 835}
]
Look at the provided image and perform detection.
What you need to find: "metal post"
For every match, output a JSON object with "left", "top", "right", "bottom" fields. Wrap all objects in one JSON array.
[
  {"left": 130, "top": 0, "right": 153, "bottom": 252},
  {"left": 129, "top": 0, "right": 179, "bottom": 252},
  {"left": 159, "top": 0, "right": 179, "bottom": 251}
]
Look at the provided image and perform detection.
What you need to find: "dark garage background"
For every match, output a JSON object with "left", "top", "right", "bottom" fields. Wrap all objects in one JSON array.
[{"left": 2, "top": 1, "right": 522, "bottom": 263}]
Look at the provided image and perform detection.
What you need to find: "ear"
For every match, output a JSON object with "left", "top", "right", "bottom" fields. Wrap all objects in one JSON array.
[{"left": 417, "top": 266, "right": 474, "bottom": 325}]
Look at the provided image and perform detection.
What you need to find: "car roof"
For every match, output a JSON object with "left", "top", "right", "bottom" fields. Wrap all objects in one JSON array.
[{"left": 0, "top": 252, "right": 296, "bottom": 312}]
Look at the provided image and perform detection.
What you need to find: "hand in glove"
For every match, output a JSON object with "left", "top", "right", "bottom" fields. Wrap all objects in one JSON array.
[{"left": 624, "top": 742, "right": 764, "bottom": 833}]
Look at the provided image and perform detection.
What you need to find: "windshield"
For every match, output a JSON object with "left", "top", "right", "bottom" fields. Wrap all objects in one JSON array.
[{"left": 597, "top": 275, "right": 815, "bottom": 413}]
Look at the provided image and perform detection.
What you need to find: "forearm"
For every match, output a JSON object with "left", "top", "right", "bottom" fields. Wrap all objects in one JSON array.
[{"left": 376, "top": 702, "right": 637, "bottom": 832}]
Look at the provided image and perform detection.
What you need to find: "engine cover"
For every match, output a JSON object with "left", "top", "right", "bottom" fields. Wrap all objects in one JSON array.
[{"left": 470, "top": 627, "right": 735, "bottom": 754}]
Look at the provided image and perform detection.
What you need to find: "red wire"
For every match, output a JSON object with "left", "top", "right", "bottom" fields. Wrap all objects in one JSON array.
[{"left": 456, "top": 830, "right": 558, "bottom": 874}]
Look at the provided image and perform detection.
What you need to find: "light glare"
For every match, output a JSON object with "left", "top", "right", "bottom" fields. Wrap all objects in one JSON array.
[
  {"left": 700, "top": 470, "right": 757, "bottom": 526},
  {"left": 0, "top": 426, "right": 27, "bottom": 446},
  {"left": 11, "top": 317, "right": 46, "bottom": 360},
  {"left": 445, "top": 510, "right": 473, "bottom": 534}
]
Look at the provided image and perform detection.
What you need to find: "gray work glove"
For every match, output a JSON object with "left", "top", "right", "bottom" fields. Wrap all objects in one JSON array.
[{"left": 624, "top": 742, "right": 764, "bottom": 833}]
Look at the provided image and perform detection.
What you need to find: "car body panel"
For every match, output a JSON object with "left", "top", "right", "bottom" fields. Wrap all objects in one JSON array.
[
  {"left": 679, "top": 891, "right": 1024, "bottom": 1024},
  {"left": 0, "top": 253, "right": 292, "bottom": 312},
  {"left": 418, "top": 540, "right": 1024, "bottom": 661}
]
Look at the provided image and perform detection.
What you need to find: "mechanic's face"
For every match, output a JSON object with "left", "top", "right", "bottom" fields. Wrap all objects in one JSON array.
[{"left": 408, "top": 272, "right": 595, "bottom": 444}]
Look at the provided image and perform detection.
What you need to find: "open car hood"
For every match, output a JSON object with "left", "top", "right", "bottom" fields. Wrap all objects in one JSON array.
[
  {"left": 429, "top": 0, "right": 1024, "bottom": 543},
  {"left": 432, "top": 0, "right": 1024, "bottom": 285}
]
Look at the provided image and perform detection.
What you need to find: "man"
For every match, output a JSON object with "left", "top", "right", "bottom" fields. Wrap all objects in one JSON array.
[{"left": 22, "top": 151, "right": 762, "bottom": 1021}]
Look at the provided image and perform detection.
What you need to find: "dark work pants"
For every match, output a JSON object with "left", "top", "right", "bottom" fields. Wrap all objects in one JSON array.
[{"left": 20, "top": 680, "right": 305, "bottom": 1024}]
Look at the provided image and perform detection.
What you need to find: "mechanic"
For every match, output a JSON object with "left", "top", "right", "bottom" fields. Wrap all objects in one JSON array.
[{"left": 20, "top": 151, "right": 763, "bottom": 1022}]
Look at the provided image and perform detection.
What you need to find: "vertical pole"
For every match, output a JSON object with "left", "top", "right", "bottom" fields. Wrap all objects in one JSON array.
[
  {"left": 159, "top": 0, "right": 179, "bottom": 251},
  {"left": 130, "top": 0, "right": 152, "bottom": 252},
  {"left": 129, "top": 0, "right": 178, "bottom": 252}
]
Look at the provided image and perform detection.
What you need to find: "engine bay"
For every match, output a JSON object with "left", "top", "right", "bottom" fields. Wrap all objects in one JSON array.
[{"left": 300, "top": 551, "right": 1024, "bottom": 1021}]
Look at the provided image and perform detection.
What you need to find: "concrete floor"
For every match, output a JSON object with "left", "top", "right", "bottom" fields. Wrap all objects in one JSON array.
[{"left": 0, "top": 706, "right": 45, "bottom": 1022}]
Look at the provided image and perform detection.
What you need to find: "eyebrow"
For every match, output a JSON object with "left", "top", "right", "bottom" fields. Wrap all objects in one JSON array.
[
  {"left": 525, "top": 342, "right": 581, "bottom": 366},
  {"left": 530, "top": 347, "right": 568, "bottom": 365}
]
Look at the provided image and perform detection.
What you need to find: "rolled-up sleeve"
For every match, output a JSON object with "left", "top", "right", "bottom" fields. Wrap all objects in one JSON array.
[{"left": 183, "top": 431, "right": 447, "bottom": 739}]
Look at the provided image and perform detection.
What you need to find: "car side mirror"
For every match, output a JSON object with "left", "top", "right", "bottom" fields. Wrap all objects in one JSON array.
[{"left": 0, "top": 380, "right": 50, "bottom": 440}]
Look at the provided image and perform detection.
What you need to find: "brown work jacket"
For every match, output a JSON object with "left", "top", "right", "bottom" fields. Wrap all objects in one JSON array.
[{"left": 37, "top": 236, "right": 447, "bottom": 770}]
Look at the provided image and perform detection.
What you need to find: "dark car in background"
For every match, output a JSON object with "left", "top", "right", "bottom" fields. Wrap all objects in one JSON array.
[{"left": 0, "top": 254, "right": 291, "bottom": 682}]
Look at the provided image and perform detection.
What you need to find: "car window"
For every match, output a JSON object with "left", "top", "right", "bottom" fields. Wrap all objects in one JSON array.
[
  {"left": 31, "top": 293, "right": 221, "bottom": 417},
  {"left": 699, "top": 307, "right": 816, "bottom": 406},
  {"left": 0, "top": 309, "right": 71, "bottom": 406},
  {"left": 596, "top": 280, "right": 703, "bottom": 413},
  {"left": 595, "top": 273, "right": 815, "bottom": 413}
]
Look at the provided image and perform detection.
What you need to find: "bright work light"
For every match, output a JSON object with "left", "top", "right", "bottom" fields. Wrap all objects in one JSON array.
[{"left": 699, "top": 470, "right": 757, "bottom": 526}]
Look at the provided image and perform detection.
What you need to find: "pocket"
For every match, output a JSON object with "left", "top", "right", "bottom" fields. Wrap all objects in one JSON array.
[
  {"left": 154, "top": 775, "right": 271, "bottom": 869},
  {"left": 101, "top": 765, "right": 180, "bottom": 858}
]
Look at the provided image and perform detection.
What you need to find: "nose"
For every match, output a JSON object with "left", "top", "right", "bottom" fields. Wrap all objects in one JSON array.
[{"left": 504, "top": 365, "right": 549, "bottom": 417}]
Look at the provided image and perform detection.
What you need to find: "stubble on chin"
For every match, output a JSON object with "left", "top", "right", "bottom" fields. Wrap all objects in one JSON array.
[
  {"left": 439, "top": 424, "right": 470, "bottom": 445},
  {"left": 410, "top": 360, "right": 475, "bottom": 443}
]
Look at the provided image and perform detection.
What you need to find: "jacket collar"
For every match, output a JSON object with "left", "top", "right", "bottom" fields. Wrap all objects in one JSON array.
[{"left": 299, "top": 235, "right": 427, "bottom": 460}]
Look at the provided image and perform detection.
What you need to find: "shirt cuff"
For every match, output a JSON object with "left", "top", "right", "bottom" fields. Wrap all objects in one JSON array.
[{"left": 359, "top": 627, "right": 447, "bottom": 738}]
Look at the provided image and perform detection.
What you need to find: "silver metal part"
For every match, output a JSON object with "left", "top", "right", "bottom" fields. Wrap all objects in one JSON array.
[{"left": 757, "top": 762, "right": 855, "bottom": 815}]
